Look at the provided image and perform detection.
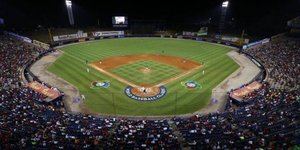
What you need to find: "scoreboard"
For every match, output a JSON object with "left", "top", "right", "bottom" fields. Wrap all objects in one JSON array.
[{"left": 112, "top": 16, "right": 128, "bottom": 27}]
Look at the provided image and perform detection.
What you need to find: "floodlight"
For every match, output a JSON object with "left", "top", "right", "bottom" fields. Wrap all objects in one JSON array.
[
  {"left": 65, "top": 0, "right": 74, "bottom": 26},
  {"left": 66, "top": 0, "right": 72, "bottom": 7},
  {"left": 222, "top": 1, "right": 229, "bottom": 8}
]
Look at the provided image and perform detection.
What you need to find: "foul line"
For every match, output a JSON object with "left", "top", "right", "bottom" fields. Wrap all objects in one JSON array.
[
  {"left": 60, "top": 50, "right": 85, "bottom": 63},
  {"left": 61, "top": 51, "right": 140, "bottom": 87},
  {"left": 61, "top": 50, "right": 202, "bottom": 88},
  {"left": 155, "top": 66, "right": 202, "bottom": 87},
  {"left": 89, "top": 64, "right": 139, "bottom": 87}
]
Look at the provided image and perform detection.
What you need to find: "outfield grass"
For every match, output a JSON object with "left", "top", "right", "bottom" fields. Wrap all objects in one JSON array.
[{"left": 48, "top": 38, "right": 239, "bottom": 116}]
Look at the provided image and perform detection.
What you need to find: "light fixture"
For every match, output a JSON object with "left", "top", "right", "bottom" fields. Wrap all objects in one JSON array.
[
  {"left": 222, "top": 1, "right": 229, "bottom": 8},
  {"left": 65, "top": 0, "right": 72, "bottom": 7}
]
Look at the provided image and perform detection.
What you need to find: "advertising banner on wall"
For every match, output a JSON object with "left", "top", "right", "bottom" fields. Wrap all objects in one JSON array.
[
  {"left": 243, "top": 38, "right": 270, "bottom": 49},
  {"left": 5, "top": 31, "right": 32, "bottom": 43},
  {"left": 221, "top": 36, "right": 240, "bottom": 42},
  {"left": 33, "top": 40, "right": 50, "bottom": 49},
  {"left": 197, "top": 27, "right": 208, "bottom": 36},
  {"left": 92, "top": 31, "right": 124, "bottom": 37},
  {"left": 53, "top": 31, "right": 87, "bottom": 42},
  {"left": 182, "top": 31, "right": 196, "bottom": 37},
  {"left": 230, "top": 81, "right": 262, "bottom": 101},
  {"left": 28, "top": 81, "right": 61, "bottom": 101},
  {"left": 221, "top": 36, "right": 250, "bottom": 46}
]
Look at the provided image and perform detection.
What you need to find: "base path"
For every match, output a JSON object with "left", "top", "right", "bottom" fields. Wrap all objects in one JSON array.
[
  {"left": 156, "top": 65, "right": 202, "bottom": 87},
  {"left": 90, "top": 54, "right": 200, "bottom": 71},
  {"left": 89, "top": 64, "right": 139, "bottom": 87},
  {"left": 90, "top": 54, "right": 202, "bottom": 87}
]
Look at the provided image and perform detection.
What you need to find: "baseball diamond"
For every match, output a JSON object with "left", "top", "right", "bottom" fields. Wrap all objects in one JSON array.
[
  {"left": 90, "top": 54, "right": 201, "bottom": 86},
  {"left": 48, "top": 38, "right": 239, "bottom": 115}
]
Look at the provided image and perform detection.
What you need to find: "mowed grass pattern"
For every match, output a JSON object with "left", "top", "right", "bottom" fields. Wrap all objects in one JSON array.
[
  {"left": 48, "top": 38, "right": 239, "bottom": 116},
  {"left": 111, "top": 60, "right": 182, "bottom": 85}
]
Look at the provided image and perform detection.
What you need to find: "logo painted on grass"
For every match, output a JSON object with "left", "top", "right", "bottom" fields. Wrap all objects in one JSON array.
[
  {"left": 90, "top": 81, "right": 110, "bottom": 89},
  {"left": 181, "top": 80, "right": 202, "bottom": 89},
  {"left": 124, "top": 86, "right": 167, "bottom": 101}
]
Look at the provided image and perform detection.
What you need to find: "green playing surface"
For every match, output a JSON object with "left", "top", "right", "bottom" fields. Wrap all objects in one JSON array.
[
  {"left": 110, "top": 60, "right": 182, "bottom": 85},
  {"left": 48, "top": 38, "right": 239, "bottom": 116}
]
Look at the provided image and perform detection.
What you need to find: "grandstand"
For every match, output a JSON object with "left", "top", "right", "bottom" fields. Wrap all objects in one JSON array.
[{"left": 0, "top": 0, "right": 299, "bottom": 149}]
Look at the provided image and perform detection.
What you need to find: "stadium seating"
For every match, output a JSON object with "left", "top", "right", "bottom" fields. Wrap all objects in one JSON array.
[
  {"left": 0, "top": 34, "right": 299, "bottom": 149},
  {"left": 245, "top": 38, "right": 300, "bottom": 90}
]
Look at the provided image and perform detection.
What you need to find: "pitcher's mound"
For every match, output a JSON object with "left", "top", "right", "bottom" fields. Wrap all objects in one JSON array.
[{"left": 140, "top": 67, "right": 152, "bottom": 74}]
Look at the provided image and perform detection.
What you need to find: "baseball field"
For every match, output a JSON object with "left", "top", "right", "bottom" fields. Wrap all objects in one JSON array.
[{"left": 48, "top": 38, "right": 239, "bottom": 116}]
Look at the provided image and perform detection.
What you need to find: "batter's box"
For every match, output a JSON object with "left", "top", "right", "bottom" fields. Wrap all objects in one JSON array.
[{"left": 89, "top": 54, "right": 202, "bottom": 87}]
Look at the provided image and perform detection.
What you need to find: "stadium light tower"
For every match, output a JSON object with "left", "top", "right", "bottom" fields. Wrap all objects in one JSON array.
[
  {"left": 222, "top": 1, "right": 229, "bottom": 8},
  {"left": 219, "top": 1, "right": 229, "bottom": 35},
  {"left": 65, "top": 0, "right": 75, "bottom": 26}
]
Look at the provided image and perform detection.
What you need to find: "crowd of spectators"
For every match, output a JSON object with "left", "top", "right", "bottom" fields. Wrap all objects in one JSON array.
[
  {"left": 0, "top": 34, "right": 299, "bottom": 149},
  {"left": 175, "top": 83, "right": 299, "bottom": 149},
  {"left": 0, "top": 35, "right": 116, "bottom": 149},
  {"left": 245, "top": 38, "right": 300, "bottom": 90},
  {"left": 112, "top": 119, "right": 180, "bottom": 149}
]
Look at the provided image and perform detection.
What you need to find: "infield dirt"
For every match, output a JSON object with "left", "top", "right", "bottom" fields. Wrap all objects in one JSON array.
[
  {"left": 90, "top": 54, "right": 202, "bottom": 87},
  {"left": 91, "top": 54, "right": 200, "bottom": 71}
]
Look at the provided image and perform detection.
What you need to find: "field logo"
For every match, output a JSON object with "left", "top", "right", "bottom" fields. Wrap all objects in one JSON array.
[
  {"left": 181, "top": 80, "right": 202, "bottom": 89},
  {"left": 91, "top": 81, "right": 110, "bottom": 89},
  {"left": 124, "top": 86, "right": 167, "bottom": 101}
]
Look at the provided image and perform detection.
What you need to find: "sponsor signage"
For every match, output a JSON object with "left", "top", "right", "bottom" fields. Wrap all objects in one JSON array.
[
  {"left": 196, "top": 37, "right": 203, "bottom": 41},
  {"left": 53, "top": 32, "right": 88, "bottom": 42},
  {"left": 181, "top": 80, "right": 202, "bottom": 89},
  {"left": 183, "top": 31, "right": 196, "bottom": 37},
  {"left": 33, "top": 40, "right": 50, "bottom": 49},
  {"left": 92, "top": 31, "right": 124, "bottom": 37},
  {"left": 197, "top": 27, "right": 208, "bottom": 36},
  {"left": 124, "top": 86, "right": 167, "bottom": 101},
  {"left": 90, "top": 81, "right": 110, "bottom": 89},
  {"left": 243, "top": 38, "right": 270, "bottom": 49},
  {"left": 221, "top": 36, "right": 240, "bottom": 42},
  {"left": 230, "top": 81, "right": 262, "bottom": 101},
  {"left": 28, "top": 81, "right": 61, "bottom": 101},
  {"left": 184, "top": 28, "right": 208, "bottom": 37},
  {"left": 5, "top": 31, "right": 32, "bottom": 43}
]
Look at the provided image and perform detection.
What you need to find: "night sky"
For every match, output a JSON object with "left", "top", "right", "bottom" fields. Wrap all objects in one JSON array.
[{"left": 0, "top": 0, "right": 299, "bottom": 36}]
